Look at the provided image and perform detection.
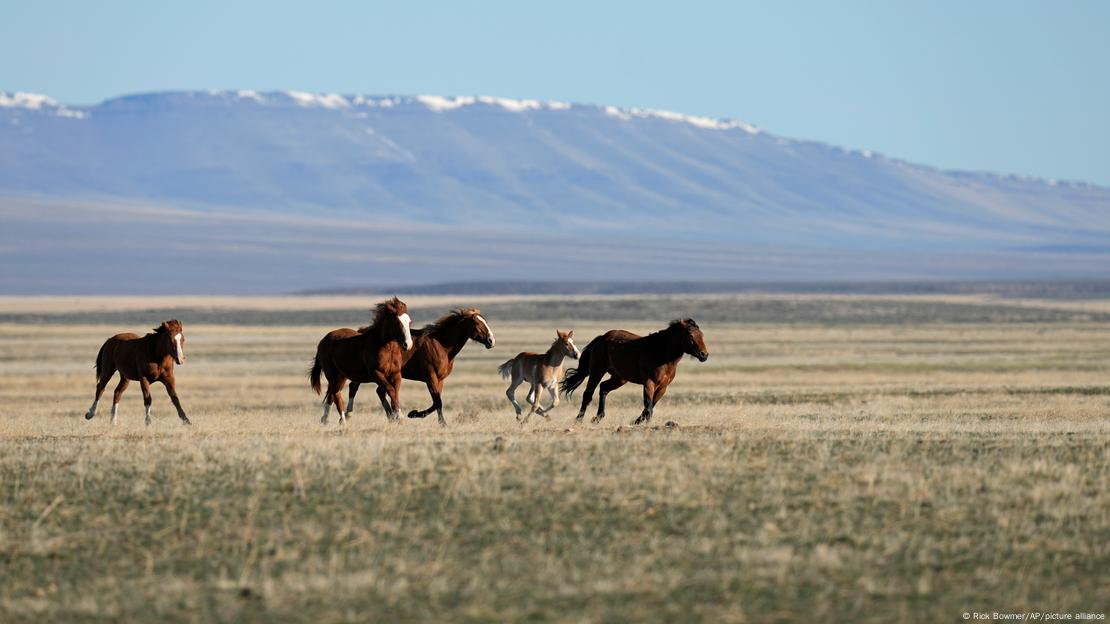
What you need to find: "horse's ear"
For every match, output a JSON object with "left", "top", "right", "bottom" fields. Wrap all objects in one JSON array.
[
  {"left": 567, "top": 330, "right": 573, "bottom": 338},
  {"left": 556, "top": 329, "right": 562, "bottom": 338}
]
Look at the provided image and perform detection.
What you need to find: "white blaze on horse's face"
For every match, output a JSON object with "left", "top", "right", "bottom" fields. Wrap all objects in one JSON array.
[
  {"left": 476, "top": 315, "right": 495, "bottom": 348},
  {"left": 398, "top": 313, "right": 413, "bottom": 350},
  {"left": 173, "top": 333, "right": 185, "bottom": 364},
  {"left": 568, "top": 337, "right": 581, "bottom": 359}
]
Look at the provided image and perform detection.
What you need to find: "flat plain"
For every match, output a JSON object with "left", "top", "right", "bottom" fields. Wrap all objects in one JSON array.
[{"left": 0, "top": 294, "right": 1108, "bottom": 622}]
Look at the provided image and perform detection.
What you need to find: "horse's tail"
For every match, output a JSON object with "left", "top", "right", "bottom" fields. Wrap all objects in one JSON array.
[
  {"left": 496, "top": 358, "right": 515, "bottom": 379},
  {"left": 309, "top": 345, "right": 324, "bottom": 395},
  {"left": 561, "top": 337, "right": 602, "bottom": 397},
  {"left": 94, "top": 339, "right": 110, "bottom": 378}
]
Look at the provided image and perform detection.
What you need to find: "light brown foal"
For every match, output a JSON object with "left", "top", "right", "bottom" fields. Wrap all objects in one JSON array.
[
  {"left": 498, "top": 329, "right": 580, "bottom": 423},
  {"left": 85, "top": 320, "right": 190, "bottom": 426}
]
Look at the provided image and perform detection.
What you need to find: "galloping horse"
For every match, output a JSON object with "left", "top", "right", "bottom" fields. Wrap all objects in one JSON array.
[
  {"left": 348, "top": 308, "right": 495, "bottom": 426},
  {"left": 84, "top": 320, "right": 190, "bottom": 426},
  {"left": 309, "top": 297, "right": 413, "bottom": 424},
  {"left": 498, "top": 329, "right": 580, "bottom": 423},
  {"left": 561, "top": 319, "right": 708, "bottom": 425}
]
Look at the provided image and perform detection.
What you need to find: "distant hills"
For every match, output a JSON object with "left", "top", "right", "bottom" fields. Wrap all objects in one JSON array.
[{"left": 2, "top": 90, "right": 1109, "bottom": 294}]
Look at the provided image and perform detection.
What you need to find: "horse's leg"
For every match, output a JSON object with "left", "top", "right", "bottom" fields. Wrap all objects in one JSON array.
[
  {"left": 86, "top": 365, "right": 114, "bottom": 420},
  {"left": 139, "top": 378, "right": 153, "bottom": 426},
  {"left": 505, "top": 372, "right": 525, "bottom": 419},
  {"left": 426, "top": 377, "right": 446, "bottom": 426},
  {"left": 161, "top": 375, "right": 190, "bottom": 425},
  {"left": 331, "top": 379, "right": 348, "bottom": 425},
  {"left": 347, "top": 382, "right": 360, "bottom": 416},
  {"left": 388, "top": 373, "right": 403, "bottom": 423},
  {"left": 406, "top": 375, "right": 439, "bottom": 420},
  {"left": 593, "top": 376, "right": 626, "bottom": 424},
  {"left": 521, "top": 382, "right": 542, "bottom": 425},
  {"left": 575, "top": 371, "right": 604, "bottom": 423},
  {"left": 375, "top": 384, "right": 393, "bottom": 420},
  {"left": 632, "top": 379, "right": 657, "bottom": 425},
  {"left": 372, "top": 372, "right": 397, "bottom": 422},
  {"left": 651, "top": 383, "right": 670, "bottom": 421},
  {"left": 539, "top": 382, "right": 559, "bottom": 418},
  {"left": 110, "top": 377, "right": 129, "bottom": 424},
  {"left": 320, "top": 367, "right": 336, "bottom": 424}
]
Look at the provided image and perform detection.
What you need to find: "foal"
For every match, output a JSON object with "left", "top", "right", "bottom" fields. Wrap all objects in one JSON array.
[
  {"left": 498, "top": 329, "right": 580, "bottom": 423},
  {"left": 84, "top": 320, "right": 190, "bottom": 426}
]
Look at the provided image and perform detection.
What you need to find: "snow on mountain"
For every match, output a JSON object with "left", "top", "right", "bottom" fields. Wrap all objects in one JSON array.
[{"left": 1, "top": 89, "right": 1108, "bottom": 293}]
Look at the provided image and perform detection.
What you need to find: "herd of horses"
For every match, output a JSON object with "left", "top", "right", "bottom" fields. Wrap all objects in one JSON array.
[{"left": 84, "top": 297, "right": 710, "bottom": 427}]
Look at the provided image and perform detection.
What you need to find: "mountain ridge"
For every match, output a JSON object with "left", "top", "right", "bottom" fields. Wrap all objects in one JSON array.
[{"left": 2, "top": 89, "right": 1109, "bottom": 293}]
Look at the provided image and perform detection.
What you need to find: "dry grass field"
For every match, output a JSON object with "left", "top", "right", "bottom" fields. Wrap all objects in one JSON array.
[{"left": 1, "top": 295, "right": 1108, "bottom": 622}]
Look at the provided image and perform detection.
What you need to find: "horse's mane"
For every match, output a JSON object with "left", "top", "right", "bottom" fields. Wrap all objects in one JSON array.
[
  {"left": 647, "top": 318, "right": 698, "bottom": 338},
  {"left": 419, "top": 308, "right": 480, "bottom": 336},
  {"left": 148, "top": 319, "right": 182, "bottom": 337},
  {"left": 364, "top": 297, "right": 408, "bottom": 333}
]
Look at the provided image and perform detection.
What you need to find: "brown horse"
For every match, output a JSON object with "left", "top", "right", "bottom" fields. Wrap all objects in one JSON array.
[
  {"left": 309, "top": 297, "right": 413, "bottom": 424},
  {"left": 498, "top": 329, "right": 580, "bottom": 423},
  {"left": 348, "top": 308, "right": 495, "bottom": 426},
  {"left": 84, "top": 320, "right": 190, "bottom": 426},
  {"left": 560, "top": 319, "right": 708, "bottom": 425}
]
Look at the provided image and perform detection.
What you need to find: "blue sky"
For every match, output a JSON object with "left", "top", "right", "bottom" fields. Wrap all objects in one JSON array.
[{"left": 3, "top": 1, "right": 1109, "bottom": 185}]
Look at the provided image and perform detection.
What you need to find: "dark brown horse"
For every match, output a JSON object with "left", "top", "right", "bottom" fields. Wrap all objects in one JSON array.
[
  {"left": 309, "top": 297, "right": 413, "bottom": 424},
  {"left": 560, "top": 319, "right": 708, "bottom": 425},
  {"left": 347, "top": 308, "right": 495, "bottom": 426},
  {"left": 85, "top": 320, "right": 190, "bottom": 426}
]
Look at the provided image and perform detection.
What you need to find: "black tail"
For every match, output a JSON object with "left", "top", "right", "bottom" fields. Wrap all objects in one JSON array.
[
  {"left": 94, "top": 340, "right": 108, "bottom": 379},
  {"left": 309, "top": 355, "right": 323, "bottom": 395},
  {"left": 560, "top": 337, "right": 601, "bottom": 397}
]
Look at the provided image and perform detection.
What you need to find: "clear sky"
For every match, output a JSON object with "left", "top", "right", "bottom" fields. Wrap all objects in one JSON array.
[{"left": 3, "top": 1, "right": 1109, "bottom": 185}]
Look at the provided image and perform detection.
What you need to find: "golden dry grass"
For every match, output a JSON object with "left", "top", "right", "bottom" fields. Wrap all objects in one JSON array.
[{"left": 1, "top": 303, "right": 1109, "bottom": 622}]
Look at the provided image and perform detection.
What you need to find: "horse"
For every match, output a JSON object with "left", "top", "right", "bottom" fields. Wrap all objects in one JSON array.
[
  {"left": 560, "top": 319, "right": 708, "bottom": 425},
  {"left": 309, "top": 297, "right": 413, "bottom": 424},
  {"left": 84, "top": 320, "right": 190, "bottom": 426},
  {"left": 347, "top": 308, "right": 495, "bottom": 426},
  {"left": 497, "top": 329, "right": 580, "bottom": 423}
]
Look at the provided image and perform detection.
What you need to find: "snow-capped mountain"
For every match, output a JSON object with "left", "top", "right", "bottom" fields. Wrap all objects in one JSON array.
[{"left": 1, "top": 90, "right": 1108, "bottom": 293}]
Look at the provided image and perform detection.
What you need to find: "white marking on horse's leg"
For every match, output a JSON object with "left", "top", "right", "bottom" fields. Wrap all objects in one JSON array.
[
  {"left": 398, "top": 313, "right": 413, "bottom": 350},
  {"left": 144, "top": 405, "right": 152, "bottom": 426},
  {"left": 110, "top": 403, "right": 118, "bottom": 425},
  {"left": 476, "top": 315, "right": 495, "bottom": 346},
  {"left": 173, "top": 333, "right": 185, "bottom": 364}
]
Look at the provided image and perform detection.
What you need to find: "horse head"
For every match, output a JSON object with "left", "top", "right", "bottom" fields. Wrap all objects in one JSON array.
[
  {"left": 157, "top": 319, "right": 186, "bottom": 365},
  {"left": 672, "top": 319, "right": 708, "bottom": 362},
  {"left": 460, "top": 308, "right": 495, "bottom": 349},
  {"left": 372, "top": 297, "right": 413, "bottom": 351},
  {"left": 556, "top": 329, "right": 580, "bottom": 359}
]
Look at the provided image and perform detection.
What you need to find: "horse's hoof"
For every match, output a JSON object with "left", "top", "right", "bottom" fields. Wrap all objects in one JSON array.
[
  {"left": 84, "top": 412, "right": 94, "bottom": 420},
  {"left": 590, "top": 416, "right": 604, "bottom": 425},
  {"left": 406, "top": 410, "right": 424, "bottom": 419},
  {"left": 180, "top": 418, "right": 192, "bottom": 426}
]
